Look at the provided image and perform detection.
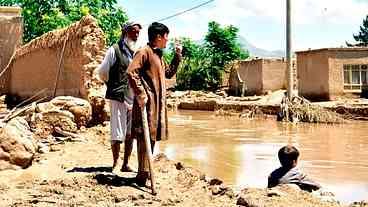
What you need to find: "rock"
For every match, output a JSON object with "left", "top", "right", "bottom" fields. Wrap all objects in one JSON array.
[
  {"left": 50, "top": 96, "right": 92, "bottom": 127},
  {"left": 50, "top": 145, "right": 62, "bottom": 152},
  {"left": 30, "top": 110, "right": 77, "bottom": 137},
  {"left": 36, "top": 102, "right": 58, "bottom": 113},
  {"left": 225, "top": 188, "right": 235, "bottom": 198},
  {"left": 175, "top": 162, "right": 184, "bottom": 170},
  {"left": 80, "top": 126, "right": 86, "bottom": 132},
  {"left": 88, "top": 95, "right": 109, "bottom": 125},
  {"left": 210, "top": 185, "right": 228, "bottom": 195},
  {"left": 349, "top": 200, "right": 368, "bottom": 207},
  {"left": 0, "top": 117, "right": 37, "bottom": 170},
  {"left": 28, "top": 96, "right": 92, "bottom": 137},
  {"left": 170, "top": 91, "right": 189, "bottom": 98},
  {"left": 209, "top": 178, "right": 223, "bottom": 186},
  {"left": 154, "top": 153, "right": 170, "bottom": 162},
  {"left": 267, "top": 189, "right": 286, "bottom": 197},
  {"left": 199, "top": 173, "right": 206, "bottom": 181},
  {"left": 37, "top": 142, "right": 49, "bottom": 154},
  {"left": 236, "top": 196, "right": 252, "bottom": 207}
]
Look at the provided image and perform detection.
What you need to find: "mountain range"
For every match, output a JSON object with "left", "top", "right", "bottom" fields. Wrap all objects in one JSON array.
[{"left": 238, "top": 36, "right": 285, "bottom": 58}]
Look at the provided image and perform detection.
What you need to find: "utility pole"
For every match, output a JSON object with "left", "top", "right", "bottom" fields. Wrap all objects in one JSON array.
[{"left": 286, "top": 0, "right": 293, "bottom": 99}]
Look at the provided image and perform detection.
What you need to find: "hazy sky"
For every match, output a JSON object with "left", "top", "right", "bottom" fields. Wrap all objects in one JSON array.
[{"left": 119, "top": 0, "right": 368, "bottom": 51}]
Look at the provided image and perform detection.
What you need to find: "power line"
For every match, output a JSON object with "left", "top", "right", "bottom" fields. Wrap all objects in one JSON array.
[{"left": 146, "top": 0, "right": 215, "bottom": 25}]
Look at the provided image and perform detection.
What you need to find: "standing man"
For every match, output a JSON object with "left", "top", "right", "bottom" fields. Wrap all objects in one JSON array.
[
  {"left": 97, "top": 22, "right": 142, "bottom": 173},
  {"left": 128, "top": 22, "right": 182, "bottom": 186}
]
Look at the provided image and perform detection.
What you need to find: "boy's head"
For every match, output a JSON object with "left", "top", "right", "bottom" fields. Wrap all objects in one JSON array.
[
  {"left": 278, "top": 145, "right": 299, "bottom": 169},
  {"left": 148, "top": 22, "right": 169, "bottom": 49}
]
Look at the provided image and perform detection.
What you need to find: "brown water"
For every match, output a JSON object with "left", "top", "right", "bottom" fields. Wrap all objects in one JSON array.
[{"left": 158, "top": 110, "right": 368, "bottom": 203}]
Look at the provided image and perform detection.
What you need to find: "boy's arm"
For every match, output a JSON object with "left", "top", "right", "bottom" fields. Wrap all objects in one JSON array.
[
  {"left": 299, "top": 174, "right": 322, "bottom": 191},
  {"left": 127, "top": 50, "right": 148, "bottom": 106},
  {"left": 164, "top": 50, "right": 182, "bottom": 79}
]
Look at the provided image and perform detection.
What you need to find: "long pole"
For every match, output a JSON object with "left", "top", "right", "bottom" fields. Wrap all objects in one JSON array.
[
  {"left": 286, "top": 0, "right": 293, "bottom": 99},
  {"left": 141, "top": 106, "right": 157, "bottom": 195}
]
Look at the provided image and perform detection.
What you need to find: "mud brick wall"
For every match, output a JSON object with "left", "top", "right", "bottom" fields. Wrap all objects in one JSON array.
[
  {"left": 0, "top": 7, "right": 23, "bottom": 94},
  {"left": 2, "top": 15, "right": 105, "bottom": 101}
]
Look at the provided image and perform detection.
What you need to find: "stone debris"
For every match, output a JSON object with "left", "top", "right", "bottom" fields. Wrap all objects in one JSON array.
[
  {"left": 0, "top": 117, "right": 37, "bottom": 169},
  {"left": 0, "top": 96, "right": 91, "bottom": 169}
]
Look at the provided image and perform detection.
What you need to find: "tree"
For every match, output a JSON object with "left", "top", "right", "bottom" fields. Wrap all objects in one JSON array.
[
  {"left": 0, "top": 0, "right": 128, "bottom": 45},
  {"left": 348, "top": 15, "right": 368, "bottom": 47},
  {"left": 205, "top": 21, "right": 248, "bottom": 68},
  {"left": 174, "top": 22, "right": 248, "bottom": 90}
]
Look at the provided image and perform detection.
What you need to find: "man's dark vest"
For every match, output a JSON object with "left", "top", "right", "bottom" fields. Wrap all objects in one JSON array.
[{"left": 105, "top": 43, "right": 132, "bottom": 102}]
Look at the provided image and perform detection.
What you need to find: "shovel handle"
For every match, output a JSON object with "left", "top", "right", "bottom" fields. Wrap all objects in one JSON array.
[{"left": 141, "top": 107, "right": 157, "bottom": 195}]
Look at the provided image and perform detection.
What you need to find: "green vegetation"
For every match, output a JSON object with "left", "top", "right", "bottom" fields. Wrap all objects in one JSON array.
[
  {"left": 171, "top": 21, "right": 248, "bottom": 90},
  {"left": 348, "top": 15, "right": 368, "bottom": 46},
  {"left": 0, "top": 0, "right": 128, "bottom": 45}
]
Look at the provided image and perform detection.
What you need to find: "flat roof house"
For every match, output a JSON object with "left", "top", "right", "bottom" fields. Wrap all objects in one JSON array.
[
  {"left": 296, "top": 47, "right": 368, "bottom": 100},
  {"left": 228, "top": 58, "right": 287, "bottom": 96}
]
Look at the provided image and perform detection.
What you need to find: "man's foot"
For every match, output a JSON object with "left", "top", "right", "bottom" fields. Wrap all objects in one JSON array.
[
  {"left": 111, "top": 160, "right": 121, "bottom": 174},
  {"left": 121, "top": 165, "right": 134, "bottom": 172},
  {"left": 135, "top": 172, "right": 149, "bottom": 187}
]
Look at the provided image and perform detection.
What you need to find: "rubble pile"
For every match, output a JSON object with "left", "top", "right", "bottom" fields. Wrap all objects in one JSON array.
[{"left": 0, "top": 96, "right": 91, "bottom": 170}]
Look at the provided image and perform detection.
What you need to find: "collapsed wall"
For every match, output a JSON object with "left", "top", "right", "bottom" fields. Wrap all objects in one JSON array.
[
  {"left": 2, "top": 15, "right": 106, "bottom": 102},
  {"left": 0, "top": 7, "right": 23, "bottom": 94}
]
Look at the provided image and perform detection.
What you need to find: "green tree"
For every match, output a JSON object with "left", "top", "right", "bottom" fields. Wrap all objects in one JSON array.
[
  {"left": 0, "top": 0, "right": 128, "bottom": 45},
  {"left": 205, "top": 21, "right": 248, "bottom": 68},
  {"left": 175, "top": 21, "right": 248, "bottom": 90},
  {"left": 347, "top": 15, "right": 368, "bottom": 46}
]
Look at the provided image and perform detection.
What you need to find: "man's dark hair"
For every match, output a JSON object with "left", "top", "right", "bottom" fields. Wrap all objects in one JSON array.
[
  {"left": 148, "top": 22, "right": 169, "bottom": 43},
  {"left": 278, "top": 145, "right": 299, "bottom": 168}
]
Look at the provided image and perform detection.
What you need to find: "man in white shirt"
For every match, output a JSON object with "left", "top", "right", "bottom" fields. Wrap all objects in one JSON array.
[{"left": 97, "top": 22, "right": 141, "bottom": 173}]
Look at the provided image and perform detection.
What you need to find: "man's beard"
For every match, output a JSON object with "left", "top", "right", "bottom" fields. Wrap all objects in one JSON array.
[{"left": 125, "top": 38, "right": 139, "bottom": 52}]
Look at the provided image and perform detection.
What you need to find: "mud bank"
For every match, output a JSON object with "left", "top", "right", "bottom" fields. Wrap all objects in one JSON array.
[
  {"left": 167, "top": 90, "right": 368, "bottom": 120},
  {"left": 0, "top": 124, "right": 362, "bottom": 207}
]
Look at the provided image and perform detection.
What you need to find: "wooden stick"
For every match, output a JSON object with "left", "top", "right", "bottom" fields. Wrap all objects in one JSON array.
[
  {"left": 14, "top": 88, "right": 48, "bottom": 109},
  {"left": 53, "top": 34, "right": 69, "bottom": 97},
  {"left": 3, "top": 104, "right": 32, "bottom": 122},
  {"left": 3, "top": 96, "right": 47, "bottom": 122},
  {"left": 141, "top": 106, "right": 157, "bottom": 195}
]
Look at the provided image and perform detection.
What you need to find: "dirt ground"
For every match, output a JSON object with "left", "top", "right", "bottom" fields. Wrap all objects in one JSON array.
[{"left": 0, "top": 122, "right": 350, "bottom": 207}]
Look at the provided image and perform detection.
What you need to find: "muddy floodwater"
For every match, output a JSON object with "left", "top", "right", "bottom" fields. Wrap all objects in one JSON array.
[{"left": 158, "top": 110, "right": 368, "bottom": 203}]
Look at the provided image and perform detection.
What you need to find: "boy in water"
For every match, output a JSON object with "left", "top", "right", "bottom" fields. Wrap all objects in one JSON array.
[{"left": 268, "top": 145, "right": 321, "bottom": 192}]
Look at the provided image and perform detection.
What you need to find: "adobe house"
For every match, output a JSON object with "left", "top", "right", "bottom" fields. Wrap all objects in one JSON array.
[
  {"left": 228, "top": 58, "right": 287, "bottom": 96},
  {"left": 1, "top": 15, "right": 105, "bottom": 102},
  {"left": 0, "top": 6, "right": 23, "bottom": 94},
  {"left": 296, "top": 48, "right": 368, "bottom": 101}
]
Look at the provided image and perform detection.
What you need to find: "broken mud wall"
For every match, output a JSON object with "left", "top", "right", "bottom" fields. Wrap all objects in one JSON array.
[
  {"left": 2, "top": 15, "right": 105, "bottom": 102},
  {"left": 228, "top": 61, "right": 243, "bottom": 96},
  {"left": 261, "top": 59, "right": 287, "bottom": 92},
  {"left": 228, "top": 59, "right": 263, "bottom": 96},
  {"left": 0, "top": 7, "right": 23, "bottom": 94},
  {"left": 228, "top": 59, "right": 287, "bottom": 96}
]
